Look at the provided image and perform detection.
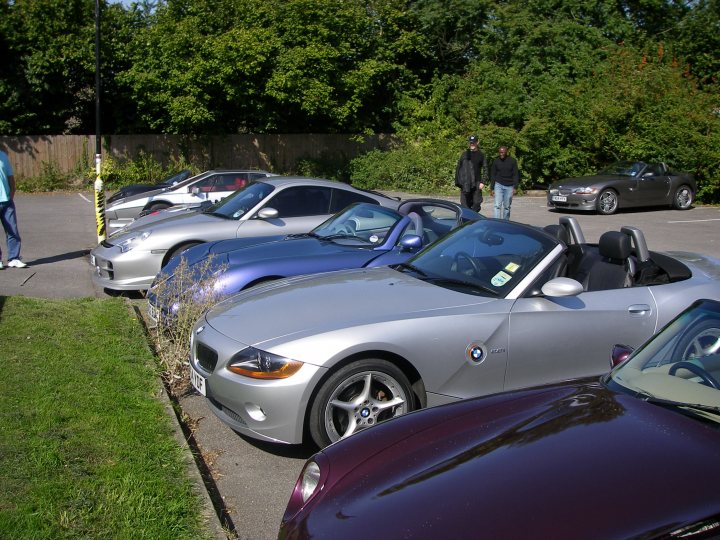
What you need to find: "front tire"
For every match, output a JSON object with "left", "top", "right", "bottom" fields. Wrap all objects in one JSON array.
[
  {"left": 148, "top": 202, "right": 171, "bottom": 212},
  {"left": 308, "top": 359, "right": 415, "bottom": 448},
  {"left": 165, "top": 241, "right": 201, "bottom": 266},
  {"left": 596, "top": 189, "right": 618, "bottom": 215},
  {"left": 672, "top": 185, "right": 693, "bottom": 210}
]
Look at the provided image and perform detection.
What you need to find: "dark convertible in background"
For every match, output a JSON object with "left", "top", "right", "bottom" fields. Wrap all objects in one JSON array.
[{"left": 547, "top": 160, "right": 696, "bottom": 215}]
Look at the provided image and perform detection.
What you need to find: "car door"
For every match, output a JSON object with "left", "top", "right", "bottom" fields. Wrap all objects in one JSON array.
[
  {"left": 635, "top": 163, "right": 672, "bottom": 206},
  {"left": 193, "top": 173, "right": 242, "bottom": 205},
  {"left": 181, "top": 173, "right": 224, "bottom": 205},
  {"left": 235, "top": 185, "right": 334, "bottom": 238},
  {"left": 505, "top": 287, "right": 658, "bottom": 390}
]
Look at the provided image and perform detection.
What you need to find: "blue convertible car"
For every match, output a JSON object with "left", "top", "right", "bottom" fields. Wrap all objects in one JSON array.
[{"left": 147, "top": 199, "right": 481, "bottom": 322}]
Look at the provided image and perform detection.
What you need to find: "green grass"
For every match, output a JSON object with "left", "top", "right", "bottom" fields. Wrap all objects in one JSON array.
[{"left": 0, "top": 297, "right": 210, "bottom": 539}]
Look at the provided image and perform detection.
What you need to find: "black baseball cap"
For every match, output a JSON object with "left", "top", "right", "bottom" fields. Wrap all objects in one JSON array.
[{"left": 468, "top": 135, "right": 478, "bottom": 143}]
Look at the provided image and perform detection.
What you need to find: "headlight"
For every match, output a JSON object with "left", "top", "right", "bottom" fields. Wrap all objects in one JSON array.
[
  {"left": 548, "top": 188, "right": 558, "bottom": 195},
  {"left": 299, "top": 461, "right": 321, "bottom": 503},
  {"left": 227, "top": 347, "right": 303, "bottom": 379},
  {"left": 116, "top": 230, "right": 152, "bottom": 253},
  {"left": 572, "top": 187, "right": 598, "bottom": 195}
]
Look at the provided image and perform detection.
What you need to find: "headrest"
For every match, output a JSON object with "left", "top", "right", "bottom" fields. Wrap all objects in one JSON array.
[
  {"left": 543, "top": 224, "right": 569, "bottom": 245},
  {"left": 599, "top": 231, "right": 632, "bottom": 260}
]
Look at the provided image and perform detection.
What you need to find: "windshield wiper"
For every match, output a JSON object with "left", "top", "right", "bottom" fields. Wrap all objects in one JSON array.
[
  {"left": 394, "top": 262, "right": 428, "bottom": 277},
  {"left": 638, "top": 392, "right": 720, "bottom": 419},
  {"left": 204, "top": 211, "right": 232, "bottom": 219},
  {"left": 318, "top": 233, "right": 364, "bottom": 242},
  {"left": 425, "top": 276, "right": 498, "bottom": 296}
]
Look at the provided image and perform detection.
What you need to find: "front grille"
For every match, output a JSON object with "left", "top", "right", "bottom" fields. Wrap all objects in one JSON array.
[
  {"left": 209, "top": 397, "right": 248, "bottom": 427},
  {"left": 196, "top": 342, "right": 219, "bottom": 373}
]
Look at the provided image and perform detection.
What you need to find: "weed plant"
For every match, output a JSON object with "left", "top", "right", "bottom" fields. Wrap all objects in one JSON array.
[{"left": 149, "top": 254, "right": 229, "bottom": 396}]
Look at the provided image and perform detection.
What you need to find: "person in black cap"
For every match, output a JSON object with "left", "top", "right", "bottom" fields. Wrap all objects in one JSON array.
[{"left": 454, "top": 135, "right": 487, "bottom": 213}]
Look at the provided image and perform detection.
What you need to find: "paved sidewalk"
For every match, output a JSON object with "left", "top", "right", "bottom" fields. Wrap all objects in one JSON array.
[{"left": 0, "top": 193, "right": 105, "bottom": 298}]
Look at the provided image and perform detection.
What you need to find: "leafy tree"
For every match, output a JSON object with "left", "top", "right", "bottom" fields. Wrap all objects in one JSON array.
[
  {"left": 0, "top": 0, "right": 138, "bottom": 134},
  {"left": 351, "top": 1, "right": 720, "bottom": 202},
  {"left": 672, "top": 0, "right": 720, "bottom": 86},
  {"left": 1, "top": 0, "right": 97, "bottom": 133}
]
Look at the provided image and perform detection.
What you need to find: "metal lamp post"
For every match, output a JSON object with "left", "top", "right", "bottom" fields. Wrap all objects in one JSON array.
[{"left": 94, "top": 0, "right": 106, "bottom": 242}]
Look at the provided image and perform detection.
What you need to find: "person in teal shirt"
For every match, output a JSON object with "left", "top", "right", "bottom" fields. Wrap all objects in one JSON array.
[{"left": 0, "top": 150, "right": 28, "bottom": 268}]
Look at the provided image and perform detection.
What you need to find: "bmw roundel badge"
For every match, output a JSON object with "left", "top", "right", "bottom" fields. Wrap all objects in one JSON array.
[{"left": 466, "top": 342, "right": 487, "bottom": 364}]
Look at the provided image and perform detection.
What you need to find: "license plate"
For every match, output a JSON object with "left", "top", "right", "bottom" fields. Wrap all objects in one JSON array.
[
  {"left": 552, "top": 195, "right": 568, "bottom": 202},
  {"left": 90, "top": 254, "right": 96, "bottom": 266},
  {"left": 190, "top": 365, "right": 207, "bottom": 396}
]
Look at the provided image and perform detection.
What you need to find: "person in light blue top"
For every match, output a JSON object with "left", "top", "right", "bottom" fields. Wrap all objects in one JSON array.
[{"left": 0, "top": 149, "right": 28, "bottom": 269}]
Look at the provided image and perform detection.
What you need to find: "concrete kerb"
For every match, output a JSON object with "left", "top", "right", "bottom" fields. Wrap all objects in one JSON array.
[{"left": 128, "top": 301, "right": 230, "bottom": 540}]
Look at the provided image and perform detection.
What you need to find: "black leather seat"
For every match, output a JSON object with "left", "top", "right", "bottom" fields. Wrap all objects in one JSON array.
[{"left": 584, "top": 231, "right": 636, "bottom": 291}]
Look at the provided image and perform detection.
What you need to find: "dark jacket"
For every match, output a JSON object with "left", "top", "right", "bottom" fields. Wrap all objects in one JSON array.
[
  {"left": 490, "top": 155, "right": 519, "bottom": 188},
  {"left": 455, "top": 150, "right": 488, "bottom": 191}
]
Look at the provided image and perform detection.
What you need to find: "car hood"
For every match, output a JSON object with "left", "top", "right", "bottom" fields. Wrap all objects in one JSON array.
[
  {"left": 291, "top": 380, "right": 720, "bottom": 539},
  {"left": 106, "top": 185, "right": 169, "bottom": 208},
  {"left": 203, "top": 235, "right": 289, "bottom": 256},
  {"left": 113, "top": 210, "right": 228, "bottom": 239},
  {"left": 204, "top": 266, "right": 496, "bottom": 349},
  {"left": 224, "top": 237, "right": 380, "bottom": 267},
  {"left": 551, "top": 174, "right": 612, "bottom": 188}
]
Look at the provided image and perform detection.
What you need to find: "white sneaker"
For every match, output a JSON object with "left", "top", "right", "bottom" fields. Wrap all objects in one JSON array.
[{"left": 7, "top": 259, "right": 28, "bottom": 268}]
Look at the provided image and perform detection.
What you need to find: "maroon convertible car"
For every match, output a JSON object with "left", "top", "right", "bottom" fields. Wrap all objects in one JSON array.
[{"left": 280, "top": 299, "right": 720, "bottom": 539}]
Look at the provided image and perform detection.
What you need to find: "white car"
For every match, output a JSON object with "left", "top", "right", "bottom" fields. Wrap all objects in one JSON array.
[{"left": 105, "top": 169, "right": 276, "bottom": 229}]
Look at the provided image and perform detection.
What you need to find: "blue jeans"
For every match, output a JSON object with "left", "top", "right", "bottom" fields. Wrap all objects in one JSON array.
[
  {"left": 493, "top": 183, "right": 514, "bottom": 220},
  {"left": 0, "top": 199, "right": 22, "bottom": 261}
]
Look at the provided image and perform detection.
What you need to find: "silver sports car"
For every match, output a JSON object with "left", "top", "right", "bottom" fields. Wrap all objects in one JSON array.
[
  {"left": 91, "top": 177, "right": 400, "bottom": 291},
  {"left": 189, "top": 216, "right": 720, "bottom": 448}
]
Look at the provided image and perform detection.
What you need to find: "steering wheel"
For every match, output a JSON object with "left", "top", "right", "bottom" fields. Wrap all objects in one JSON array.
[
  {"left": 668, "top": 361, "right": 720, "bottom": 389},
  {"left": 333, "top": 223, "right": 355, "bottom": 235},
  {"left": 454, "top": 251, "right": 484, "bottom": 276}
]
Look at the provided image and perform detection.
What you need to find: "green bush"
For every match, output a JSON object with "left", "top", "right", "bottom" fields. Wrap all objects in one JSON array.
[
  {"left": 101, "top": 152, "right": 197, "bottom": 191},
  {"left": 350, "top": 143, "right": 458, "bottom": 195},
  {"left": 293, "top": 151, "right": 352, "bottom": 182}
]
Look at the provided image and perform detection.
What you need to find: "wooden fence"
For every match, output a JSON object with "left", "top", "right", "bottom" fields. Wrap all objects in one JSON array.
[{"left": 0, "top": 133, "right": 396, "bottom": 181}]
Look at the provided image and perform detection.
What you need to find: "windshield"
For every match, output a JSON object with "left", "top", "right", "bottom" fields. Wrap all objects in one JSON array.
[
  {"left": 202, "top": 182, "right": 274, "bottom": 219},
  {"left": 311, "top": 203, "right": 402, "bottom": 244},
  {"left": 609, "top": 300, "right": 720, "bottom": 412},
  {"left": 399, "top": 220, "right": 557, "bottom": 297},
  {"left": 161, "top": 170, "right": 190, "bottom": 185},
  {"left": 169, "top": 170, "right": 213, "bottom": 190},
  {"left": 597, "top": 161, "right": 645, "bottom": 177}
]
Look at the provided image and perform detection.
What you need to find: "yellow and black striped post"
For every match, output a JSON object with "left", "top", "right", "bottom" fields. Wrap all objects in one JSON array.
[{"left": 94, "top": 153, "right": 106, "bottom": 242}]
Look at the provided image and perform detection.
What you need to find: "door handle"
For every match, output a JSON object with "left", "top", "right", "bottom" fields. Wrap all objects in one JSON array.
[{"left": 628, "top": 304, "right": 651, "bottom": 316}]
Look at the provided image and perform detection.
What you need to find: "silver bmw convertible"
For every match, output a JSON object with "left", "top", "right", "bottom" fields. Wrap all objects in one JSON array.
[
  {"left": 189, "top": 216, "right": 720, "bottom": 448},
  {"left": 90, "top": 176, "right": 400, "bottom": 291}
]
